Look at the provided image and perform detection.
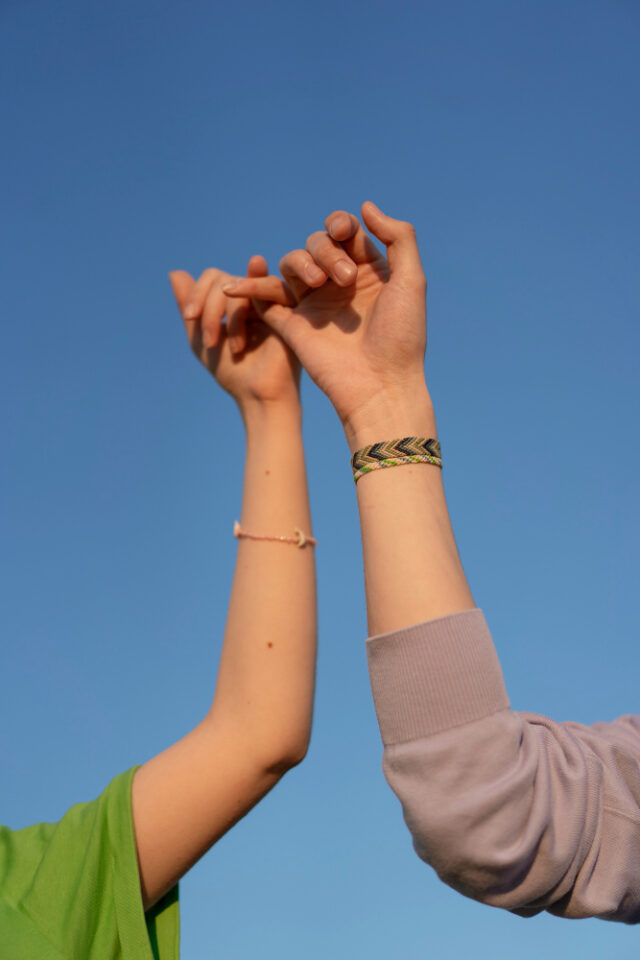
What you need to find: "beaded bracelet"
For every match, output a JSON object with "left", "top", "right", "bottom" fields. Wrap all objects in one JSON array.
[{"left": 351, "top": 437, "right": 442, "bottom": 484}]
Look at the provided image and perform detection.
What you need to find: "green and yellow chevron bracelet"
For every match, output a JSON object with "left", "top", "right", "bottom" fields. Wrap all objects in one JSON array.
[{"left": 351, "top": 437, "right": 442, "bottom": 484}]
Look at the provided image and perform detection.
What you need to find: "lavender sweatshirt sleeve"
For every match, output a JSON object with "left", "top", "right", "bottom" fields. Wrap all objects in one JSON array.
[{"left": 366, "top": 609, "right": 640, "bottom": 923}]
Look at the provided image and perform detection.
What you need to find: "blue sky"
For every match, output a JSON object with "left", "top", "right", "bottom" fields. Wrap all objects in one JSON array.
[{"left": 1, "top": 0, "right": 639, "bottom": 956}]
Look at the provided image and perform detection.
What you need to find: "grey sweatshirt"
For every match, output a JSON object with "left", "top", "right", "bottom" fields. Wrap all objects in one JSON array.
[{"left": 366, "top": 609, "right": 640, "bottom": 924}]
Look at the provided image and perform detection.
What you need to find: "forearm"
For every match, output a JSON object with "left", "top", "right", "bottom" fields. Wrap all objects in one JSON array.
[
  {"left": 132, "top": 398, "right": 316, "bottom": 909},
  {"left": 209, "top": 398, "right": 316, "bottom": 768},
  {"left": 346, "top": 382, "right": 474, "bottom": 637}
]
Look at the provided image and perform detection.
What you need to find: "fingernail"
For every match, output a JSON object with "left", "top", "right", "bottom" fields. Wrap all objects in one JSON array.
[
  {"left": 306, "top": 264, "right": 325, "bottom": 283},
  {"left": 334, "top": 260, "right": 356, "bottom": 284},
  {"left": 222, "top": 283, "right": 238, "bottom": 294}
]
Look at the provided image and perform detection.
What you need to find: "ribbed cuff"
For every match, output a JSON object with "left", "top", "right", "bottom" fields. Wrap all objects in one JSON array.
[{"left": 366, "top": 609, "right": 510, "bottom": 745}]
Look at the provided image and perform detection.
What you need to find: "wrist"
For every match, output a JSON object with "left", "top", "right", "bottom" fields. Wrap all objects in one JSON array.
[
  {"left": 239, "top": 395, "right": 303, "bottom": 434},
  {"left": 343, "top": 383, "right": 437, "bottom": 454}
]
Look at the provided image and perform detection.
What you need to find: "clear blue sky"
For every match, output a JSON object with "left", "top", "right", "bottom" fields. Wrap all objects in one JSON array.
[{"left": 1, "top": 1, "right": 639, "bottom": 956}]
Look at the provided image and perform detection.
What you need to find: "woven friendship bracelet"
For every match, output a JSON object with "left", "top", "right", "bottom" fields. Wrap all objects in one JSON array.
[
  {"left": 234, "top": 521, "right": 317, "bottom": 548},
  {"left": 351, "top": 437, "right": 442, "bottom": 484}
]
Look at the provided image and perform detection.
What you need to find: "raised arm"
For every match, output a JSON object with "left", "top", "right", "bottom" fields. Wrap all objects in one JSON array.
[
  {"left": 224, "top": 208, "right": 640, "bottom": 923},
  {"left": 131, "top": 259, "right": 316, "bottom": 910},
  {"left": 223, "top": 204, "right": 473, "bottom": 631}
]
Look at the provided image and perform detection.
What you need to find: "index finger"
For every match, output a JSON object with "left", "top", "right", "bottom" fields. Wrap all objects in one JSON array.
[
  {"left": 324, "top": 210, "right": 383, "bottom": 265},
  {"left": 221, "top": 275, "right": 294, "bottom": 306}
]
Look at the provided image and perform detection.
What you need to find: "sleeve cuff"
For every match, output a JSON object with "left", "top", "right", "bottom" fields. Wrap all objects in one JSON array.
[
  {"left": 110, "top": 767, "right": 180, "bottom": 960},
  {"left": 366, "top": 609, "right": 510, "bottom": 745}
]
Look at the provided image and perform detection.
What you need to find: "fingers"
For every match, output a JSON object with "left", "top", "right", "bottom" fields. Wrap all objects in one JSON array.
[
  {"left": 168, "top": 270, "right": 196, "bottom": 315},
  {"left": 225, "top": 298, "right": 249, "bottom": 356},
  {"left": 324, "top": 210, "right": 382, "bottom": 265},
  {"left": 169, "top": 270, "right": 200, "bottom": 351},
  {"left": 200, "top": 284, "right": 227, "bottom": 349},
  {"left": 279, "top": 249, "right": 326, "bottom": 301},
  {"left": 181, "top": 268, "right": 220, "bottom": 321},
  {"left": 221, "top": 275, "right": 295, "bottom": 306},
  {"left": 171, "top": 267, "right": 224, "bottom": 349},
  {"left": 281, "top": 211, "right": 382, "bottom": 291},
  {"left": 247, "top": 254, "right": 268, "bottom": 277},
  {"left": 220, "top": 275, "right": 295, "bottom": 349},
  {"left": 226, "top": 256, "right": 269, "bottom": 355},
  {"left": 305, "top": 231, "right": 358, "bottom": 286},
  {"left": 251, "top": 301, "right": 294, "bottom": 344},
  {"left": 221, "top": 275, "right": 296, "bottom": 347},
  {"left": 170, "top": 259, "right": 274, "bottom": 357},
  {"left": 360, "top": 201, "right": 425, "bottom": 289}
]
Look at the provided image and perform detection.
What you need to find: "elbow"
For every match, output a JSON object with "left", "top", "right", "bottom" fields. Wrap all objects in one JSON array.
[
  {"left": 407, "top": 806, "right": 570, "bottom": 914},
  {"left": 260, "top": 734, "right": 311, "bottom": 778},
  {"left": 418, "top": 833, "right": 527, "bottom": 907}
]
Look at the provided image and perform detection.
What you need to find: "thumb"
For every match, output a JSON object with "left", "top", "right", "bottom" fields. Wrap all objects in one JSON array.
[
  {"left": 360, "top": 202, "right": 425, "bottom": 288},
  {"left": 168, "top": 270, "right": 196, "bottom": 314}
]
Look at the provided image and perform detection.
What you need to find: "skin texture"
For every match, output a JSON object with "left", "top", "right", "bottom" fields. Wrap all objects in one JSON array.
[
  {"left": 224, "top": 202, "right": 475, "bottom": 634},
  {"left": 130, "top": 260, "right": 316, "bottom": 909},
  {"left": 222, "top": 202, "right": 429, "bottom": 446}
]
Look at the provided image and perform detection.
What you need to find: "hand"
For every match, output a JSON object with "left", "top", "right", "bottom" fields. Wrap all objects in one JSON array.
[
  {"left": 221, "top": 202, "right": 430, "bottom": 442},
  {"left": 169, "top": 256, "right": 301, "bottom": 414}
]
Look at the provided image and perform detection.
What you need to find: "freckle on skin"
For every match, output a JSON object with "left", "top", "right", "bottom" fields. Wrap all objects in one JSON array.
[
  {"left": 265, "top": 469, "right": 271, "bottom": 476},
  {"left": 267, "top": 642, "right": 273, "bottom": 649}
]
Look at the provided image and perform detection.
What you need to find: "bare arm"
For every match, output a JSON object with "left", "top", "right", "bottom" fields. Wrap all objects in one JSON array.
[
  {"left": 223, "top": 204, "right": 474, "bottom": 634},
  {"left": 346, "top": 389, "right": 473, "bottom": 635},
  {"left": 131, "top": 263, "right": 316, "bottom": 909},
  {"left": 225, "top": 207, "right": 640, "bottom": 922}
]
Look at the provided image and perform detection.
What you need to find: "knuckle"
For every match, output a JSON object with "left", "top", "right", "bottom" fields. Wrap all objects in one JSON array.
[
  {"left": 199, "top": 267, "right": 219, "bottom": 284},
  {"left": 306, "top": 231, "right": 326, "bottom": 251},
  {"left": 280, "top": 249, "right": 301, "bottom": 272},
  {"left": 325, "top": 209, "right": 349, "bottom": 231}
]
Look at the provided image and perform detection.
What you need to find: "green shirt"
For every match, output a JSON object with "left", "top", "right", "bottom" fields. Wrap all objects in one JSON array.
[{"left": 0, "top": 766, "right": 180, "bottom": 959}]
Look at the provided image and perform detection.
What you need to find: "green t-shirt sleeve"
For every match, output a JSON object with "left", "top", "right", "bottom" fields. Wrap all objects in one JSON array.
[{"left": 0, "top": 766, "right": 180, "bottom": 960}]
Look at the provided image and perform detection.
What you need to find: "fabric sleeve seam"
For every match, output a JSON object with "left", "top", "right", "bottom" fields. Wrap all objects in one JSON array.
[{"left": 381, "top": 705, "right": 512, "bottom": 747}]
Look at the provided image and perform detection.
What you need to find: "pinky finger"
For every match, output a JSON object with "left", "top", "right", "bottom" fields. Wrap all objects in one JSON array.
[
  {"left": 221, "top": 275, "right": 294, "bottom": 305},
  {"left": 245, "top": 254, "right": 269, "bottom": 324},
  {"left": 227, "top": 254, "right": 269, "bottom": 354},
  {"left": 247, "top": 254, "right": 269, "bottom": 279}
]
